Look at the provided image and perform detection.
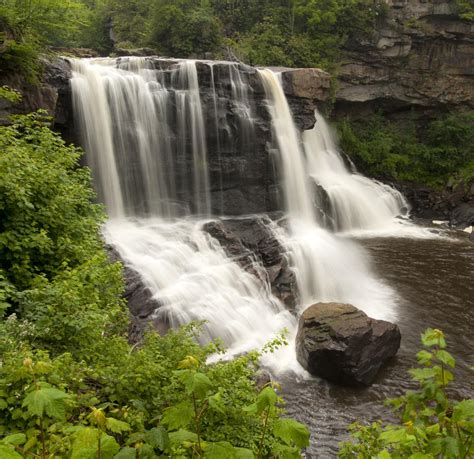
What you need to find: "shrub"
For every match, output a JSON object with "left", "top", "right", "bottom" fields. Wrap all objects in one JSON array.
[{"left": 339, "top": 329, "right": 474, "bottom": 458}]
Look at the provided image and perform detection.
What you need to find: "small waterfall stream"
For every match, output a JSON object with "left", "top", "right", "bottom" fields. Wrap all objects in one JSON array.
[{"left": 71, "top": 57, "right": 408, "bottom": 372}]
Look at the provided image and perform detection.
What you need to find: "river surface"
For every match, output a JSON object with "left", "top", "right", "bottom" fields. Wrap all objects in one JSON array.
[{"left": 282, "top": 229, "right": 474, "bottom": 458}]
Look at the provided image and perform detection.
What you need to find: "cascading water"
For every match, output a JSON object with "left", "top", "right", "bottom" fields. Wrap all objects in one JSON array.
[
  {"left": 303, "top": 111, "right": 409, "bottom": 232},
  {"left": 258, "top": 69, "right": 396, "bottom": 319},
  {"left": 71, "top": 57, "right": 296, "bottom": 368},
  {"left": 71, "top": 57, "right": 405, "bottom": 374}
]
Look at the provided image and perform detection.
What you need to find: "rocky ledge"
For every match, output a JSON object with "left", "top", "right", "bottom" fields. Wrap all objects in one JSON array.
[
  {"left": 396, "top": 179, "right": 474, "bottom": 229},
  {"left": 296, "top": 302, "right": 401, "bottom": 386},
  {"left": 202, "top": 215, "right": 297, "bottom": 310},
  {"left": 334, "top": 0, "right": 473, "bottom": 119}
]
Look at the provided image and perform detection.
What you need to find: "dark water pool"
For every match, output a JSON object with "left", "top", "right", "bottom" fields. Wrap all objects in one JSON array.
[{"left": 282, "top": 231, "right": 474, "bottom": 458}]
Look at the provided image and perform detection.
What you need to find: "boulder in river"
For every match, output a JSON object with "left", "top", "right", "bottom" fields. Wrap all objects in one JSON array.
[{"left": 296, "top": 302, "right": 401, "bottom": 386}]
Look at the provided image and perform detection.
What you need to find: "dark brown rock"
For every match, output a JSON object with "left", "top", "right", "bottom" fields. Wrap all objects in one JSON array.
[
  {"left": 296, "top": 303, "right": 401, "bottom": 386},
  {"left": 334, "top": 0, "right": 474, "bottom": 120},
  {"left": 107, "top": 246, "right": 169, "bottom": 343},
  {"left": 202, "top": 216, "right": 297, "bottom": 311}
]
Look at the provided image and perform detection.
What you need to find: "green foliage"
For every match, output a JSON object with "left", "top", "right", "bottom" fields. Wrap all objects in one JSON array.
[
  {"left": 338, "top": 111, "right": 474, "bottom": 188},
  {"left": 339, "top": 329, "right": 474, "bottom": 458},
  {"left": 0, "top": 0, "right": 90, "bottom": 79},
  {"left": 455, "top": 0, "right": 474, "bottom": 21},
  {"left": 149, "top": 2, "right": 221, "bottom": 57},
  {"left": 0, "top": 86, "right": 21, "bottom": 102},
  {"left": 0, "top": 115, "right": 309, "bottom": 455}
]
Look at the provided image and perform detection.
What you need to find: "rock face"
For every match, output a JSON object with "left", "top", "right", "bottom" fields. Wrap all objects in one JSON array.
[
  {"left": 1, "top": 57, "right": 330, "bottom": 216},
  {"left": 0, "top": 57, "right": 72, "bottom": 128},
  {"left": 296, "top": 303, "right": 401, "bottom": 386},
  {"left": 202, "top": 215, "right": 297, "bottom": 310},
  {"left": 335, "top": 0, "right": 474, "bottom": 119},
  {"left": 397, "top": 180, "right": 474, "bottom": 228},
  {"left": 107, "top": 246, "right": 169, "bottom": 343}
]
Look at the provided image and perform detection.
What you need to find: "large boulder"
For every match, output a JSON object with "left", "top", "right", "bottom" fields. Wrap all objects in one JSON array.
[{"left": 296, "top": 303, "right": 401, "bottom": 386}]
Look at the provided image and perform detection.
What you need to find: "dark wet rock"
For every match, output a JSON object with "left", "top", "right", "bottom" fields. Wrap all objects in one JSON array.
[
  {"left": 0, "top": 57, "right": 71, "bottom": 125},
  {"left": 395, "top": 180, "right": 474, "bottom": 228},
  {"left": 107, "top": 246, "right": 168, "bottom": 342},
  {"left": 202, "top": 216, "right": 297, "bottom": 311},
  {"left": 469, "top": 230, "right": 474, "bottom": 243},
  {"left": 3, "top": 56, "right": 330, "bottom": 216},
  {"left": 450, "top": 202, "right": 474, "bottom": 229},
  {"left": 296, "top": 303, "right": 401, "bottom": 386},
  {"left": 254, "top": 369, "right": 272, "bottom": 390}
]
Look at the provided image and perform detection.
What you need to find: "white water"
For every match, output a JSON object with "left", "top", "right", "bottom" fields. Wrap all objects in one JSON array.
[
  {"left": 258, "top": 69, "right": 397, "bottom": 320},
  {"left": 71, "top": 58, "right": 412, "bottom": 375},
  {"left": 304, "top": 111, "right": 409, "bottom": 232}
]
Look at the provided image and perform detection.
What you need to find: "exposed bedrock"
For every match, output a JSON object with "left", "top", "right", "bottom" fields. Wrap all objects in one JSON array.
[
  {"left": 1, "top": 56, "right": 330, "bottom": 216},
  {"left": 334, "top": 0, "right": 474, "bottom": 120},
  {"left": 296, "top": 303, "right": 401, "bottom": 386},
  {"left": 107, "top": 246, "right": 169, "bottom": 343},
  {"left": 396, "top": 180, "right": 474, "bottom": 228},
  {"left": 202, "top": 215, "right": 298, "bottom": 311}
]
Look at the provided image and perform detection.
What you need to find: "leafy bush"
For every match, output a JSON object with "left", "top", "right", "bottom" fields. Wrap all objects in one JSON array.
[
  {"left": 339, "top": 329, "right": 474, "bottom": 458},
  {"left": 338, "top": 112, "right": 474, "bottom": 188},
  {"left": 0, "top": 110, "right": 309, "bottom": 457}
]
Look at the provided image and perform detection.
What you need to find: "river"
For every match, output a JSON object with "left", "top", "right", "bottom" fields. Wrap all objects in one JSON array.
[{"left": 283, "top": 230, "right": 474, "bottom": 458}]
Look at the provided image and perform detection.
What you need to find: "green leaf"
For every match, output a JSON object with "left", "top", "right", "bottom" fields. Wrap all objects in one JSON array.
[
  {"left": 434, "top": 350, "right": 455, "bottom": 368},
  {"left": 378, "top": 451, "right": 391, "bottom": 459},
  {"left": 379, "top": 427, "right": 407, "bottom": 443},
  {"left": 409, "top": 368, "right": 436, "bottom": 381},
  {"left": 162, "top": 401, "right": 194, "bottom": 430},
  {"left": 234, "top": 447, "right": 255, "bottom": 459},
  {"left": 256, "top": 386, "right": 278, "bottom": 414},
  {"left": 1, "top": 433, "right": 26, "bottom": 446},
  {"left": 416, "top": 350, "right": 432, "bottom": 365},
  {"left": 208, "top": 391, "right": 225, "bottom": 413},
  {"left": 186, "top": 372, "right": 212, "bottom": 399},
  {"left": 168, "top": 429, "right": 198, "bottom": 446},
  {"left": 114, "top": 447, "right": 137, "bottom": 459},
  {"left": 0, "top": 445, "right": 22, "bottom": 459},
  {"left": 203, "top": 441, "right": 236, "bottom": 458},
  {"left": 100, "top": 434, "right": 121, "bottom": 458},
  {"left": 106, "top": 417, "right": 131, "bottom": 434},
  {"left": 272, "top": 418, "right": 310, "bottom": 447},
  {"left": 71, "top": 427, "right": 100, "bottom": 459},
  {"left": 453, "top": 399, "right": 474, "bottom": 421},
  {"left": 145, "top": 426, "right": 169, "bottom": 451},
  {"left": 22, "top": 387, "right": 70, "bottom": 420},
  {"left": 421, "top": 329, "right": 446, "bottom": 348}
]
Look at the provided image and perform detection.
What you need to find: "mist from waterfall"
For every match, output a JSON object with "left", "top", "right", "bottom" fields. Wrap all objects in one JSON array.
[{"left": 71, "top": 57, "right": 407, "bottom": 374}]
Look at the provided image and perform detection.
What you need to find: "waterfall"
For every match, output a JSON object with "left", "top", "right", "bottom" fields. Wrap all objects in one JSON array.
[
  {"left": 71, "top": 57, "right": 403, "bottom": 374},
  {"left": 258, "top": 69, "right": 396, "bottom": 318},
  {"left": 303, "top": 111, "right": 409, "bottom": 232}
]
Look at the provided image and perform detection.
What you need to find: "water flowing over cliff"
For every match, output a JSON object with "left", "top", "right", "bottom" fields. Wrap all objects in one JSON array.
[{"left": 71, "top": 57, "right": 407, "bottom": 370}]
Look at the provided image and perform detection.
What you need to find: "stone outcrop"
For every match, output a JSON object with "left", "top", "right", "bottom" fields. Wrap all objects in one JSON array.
[
  {"left": 0, "top": 57, "right": 72, "bottom": 127},
  {"left": 107, "top": 246, "right": 169, "bottom": 343},
  {"left": 334, "top": 0, "right": 474, "bottom": 119},
  {"left": 202, "top": 215, "right": 297, "bottom": 310},
  {"left": 296, "top": 303, "right": 401, "bottom": 386},
  {"left": 1, "top": 56, "right": 330, "bottom": 216},
  {"left": 397, "top": 179, "right": 474, "bottom": 228}
]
